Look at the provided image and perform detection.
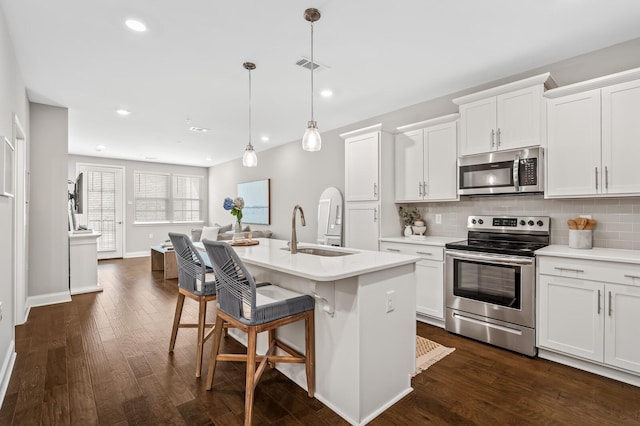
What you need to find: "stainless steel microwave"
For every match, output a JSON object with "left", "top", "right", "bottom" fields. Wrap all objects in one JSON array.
[{"left": 458, "top": 147, "right": 544, "bottom": 196}]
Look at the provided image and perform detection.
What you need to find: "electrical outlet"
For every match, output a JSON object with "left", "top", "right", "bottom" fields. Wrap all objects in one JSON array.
[
  {"left": 385, "top": 290, "right": 395, "bottom": 313},
  {"left": 149, "top": 233, "right": 154, "bottom": 239},
  {"left": 435, "top": 214, "right": 442, "bottom": 224}
]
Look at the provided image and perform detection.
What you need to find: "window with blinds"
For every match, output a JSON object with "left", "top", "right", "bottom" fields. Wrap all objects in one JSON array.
[
  {"left": 87, "top": 170, "right": 116, "bottom": 251},
  {"left": 134, "top": 172, "right": 170, "bottom": 223},
  {"left": 173, "top": 175, "right": 202, "bottom": 222}
]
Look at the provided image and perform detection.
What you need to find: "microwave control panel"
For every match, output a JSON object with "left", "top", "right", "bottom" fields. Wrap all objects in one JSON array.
[{"left": 519, "top": 158, "right": 537, "bottom": 185}]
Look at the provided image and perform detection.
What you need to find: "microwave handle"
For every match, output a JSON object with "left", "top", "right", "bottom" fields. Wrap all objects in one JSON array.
[{"left": 513, "top": 154, "right": 520, "bottom": 192}]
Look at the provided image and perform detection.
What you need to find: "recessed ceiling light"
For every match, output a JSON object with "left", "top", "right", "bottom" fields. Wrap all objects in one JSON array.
[
  {"left": 205, "top": 157, "right": 212, "bottom": 161},
  {"left": 189, "top": 126, "right": 209, "bottom": 133},
  {"left": 96, "top": 144, "right": 106, "bottom": 152},
  {"left": 261, "top": 136, "right": 269, "bottom": 142},
  {"left": 320, "top": 89, "right": 333, "bottom": 98},
  {"left": 125, "top": 19, "right": 147, "bottom": 32},
  {"left": 116, "top": 109, "right": 131, "bottom": 116}
]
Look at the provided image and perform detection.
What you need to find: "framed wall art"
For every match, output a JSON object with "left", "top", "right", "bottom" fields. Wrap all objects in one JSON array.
[{"left": 237, "top": 178, "right": 270, "bottom": 224}]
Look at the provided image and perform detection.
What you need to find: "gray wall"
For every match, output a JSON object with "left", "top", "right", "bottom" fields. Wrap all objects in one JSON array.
[
  {"left": 28, "top": 103, "right": 69, "bottom": 297},
  {"left": 208, "top": 37, "right": 640, "bottom": 246},
  {"left": 68, "top": 155, "right": 209, "bottom": 254},
  {"left": 0, "top": 6, "right": 28, "bottom": 373}
]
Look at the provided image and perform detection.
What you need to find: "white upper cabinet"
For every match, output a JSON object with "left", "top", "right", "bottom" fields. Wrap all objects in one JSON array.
[
  {"left": 454, "top": 73, "right": 555, "bottom": 156},
  {"left": 395, "top": 114, "right": 458, "bottom": 202},
  {"left": 345, "top": 131, "right": 379, "bottom": 201},
  {"left": 545, "top": 68, "right": 640, "bottom": 198}
]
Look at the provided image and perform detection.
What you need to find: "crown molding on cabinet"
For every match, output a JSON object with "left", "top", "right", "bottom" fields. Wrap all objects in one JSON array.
[
  {"left": 452, "top": 72, "right": 557, "bottom": 105},
  {"left": 339, "top": 123, "right": 383, "bottom": 139},
  {"left": 395, "top": 113, "right": 460, "bottom": 134},
  {"left": 544, "top": 66, "right": 640, "bottom": 99}
]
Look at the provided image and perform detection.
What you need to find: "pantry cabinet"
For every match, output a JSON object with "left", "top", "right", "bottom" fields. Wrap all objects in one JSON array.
[
  {"left": 395, "top": 114, "right": 458, "bottom": 202},
  {"left": 537, "top": 253, "right": 640, "bottom": 377},
  {"left": 545, "top": 68, "right": 640, "bottom": 198},
  {"left": 342, "top": 124, "right": 395, "bottom": 251},
  {"left": 453, "top": 73, "right": 556, "bottom": 156}
]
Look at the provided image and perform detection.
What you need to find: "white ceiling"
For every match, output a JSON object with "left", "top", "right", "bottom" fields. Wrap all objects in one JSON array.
[{"left": 3, "top": 0, "right": 640, "bottom": 167}]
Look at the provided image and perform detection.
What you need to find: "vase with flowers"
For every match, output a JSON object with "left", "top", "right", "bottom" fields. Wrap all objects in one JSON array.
[
  {"left": 398, "top": 206, "right": 421, "bottom": 237},
  {"left": 223, "top": 196, "right": 245, "bottom": 239}
]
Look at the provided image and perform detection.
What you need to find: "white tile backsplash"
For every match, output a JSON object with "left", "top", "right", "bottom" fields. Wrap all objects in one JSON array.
[{"left": 402, "top": 194, "right": 640, "bottom": 250}]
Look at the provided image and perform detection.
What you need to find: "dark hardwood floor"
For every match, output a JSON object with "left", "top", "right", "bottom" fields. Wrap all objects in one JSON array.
[{"left": 1, "top": 256, "right": 640, "bottom": 425}]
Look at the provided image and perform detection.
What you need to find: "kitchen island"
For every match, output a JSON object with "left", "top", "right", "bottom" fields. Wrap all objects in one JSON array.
[{"left": 202, "top": 238, "right": 420, "bottom": 426}]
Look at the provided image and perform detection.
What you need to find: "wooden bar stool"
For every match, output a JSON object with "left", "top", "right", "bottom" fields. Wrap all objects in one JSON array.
[
  {"left": 202, "top": 240, "right": 315, "bottom": 426},
  {"left": 168, "top": 232, "right": 218, "bottom": 378}
]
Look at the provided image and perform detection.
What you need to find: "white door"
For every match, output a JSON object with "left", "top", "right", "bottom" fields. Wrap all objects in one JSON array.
[
  {"left": 458, "top": 97, "right": 496, "bottom": 155},
  {"left": 545, "top": 89, "right": 602, "bottom": 197},
  {"left": 345, "top": 202, "right": 379, "bottom": 251},
  {"left": 394, "top": 129, "right": 423, "bottom": 202},
  {"left": 345, "top": 132, "right": 379, "bottom": 201},
  {"left": 415, "top": 259, "right": 444, "bottom": 319},
  {"left": 538, "top": 275, "right": 604, "bottom": 362},
  {"left": 602, "top": 79, "right": 640, "bottom": 195},
  {"left": 496, "top": 85, "right": 543, "bottom": 151},
  {"left": 77, "top": 165, "right": 125, "bottom": 259},
  {"left": 425, "top": 121, "right": 457, "bottom": 201},
  {"left": 604, "top": 283, "right": 640, "bottom": 374}
]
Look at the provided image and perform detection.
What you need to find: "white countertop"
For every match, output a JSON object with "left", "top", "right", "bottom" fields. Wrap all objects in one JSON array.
[
  {"left": 380, "top": 236, "right": 463, "bottom": 246},
  {"left": 199, "top": 239, "right": 421, "bottom": 282},
  {"left": 536, "top": 245, "right": 640, "bottom": 264}
]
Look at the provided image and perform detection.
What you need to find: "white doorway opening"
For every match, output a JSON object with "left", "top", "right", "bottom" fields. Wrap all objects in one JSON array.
[{"left": 13, "top": 114, "right": 28, "bottom": 325}]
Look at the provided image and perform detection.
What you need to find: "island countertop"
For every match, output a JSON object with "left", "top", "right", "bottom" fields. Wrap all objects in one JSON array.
[{"left": 199, "top": 238, "right": 421, "bottom": 282}]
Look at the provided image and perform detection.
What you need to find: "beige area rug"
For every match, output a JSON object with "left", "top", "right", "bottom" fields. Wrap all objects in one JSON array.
[{"left": 414, "top": 335, "right": 455, "bottom": 376}]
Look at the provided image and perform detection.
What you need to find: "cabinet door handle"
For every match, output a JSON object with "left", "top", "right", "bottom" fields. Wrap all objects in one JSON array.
[
  {"left": 608, "top": 291, "right": 612, "bottom": 317},
  {"left": 597, "top": 289, "right": 601, "bottom": 314},
  {"left": 595, "top": 167, "right": 598, "bottom": 191},
  {"left": 423, "top": 181, "right": 427, "bottom": 196},
  {"left": 418, "top": 182, "right": 423, "bottom": 197},
  {"left": 624, "top": 274, "right": 640, "bottom": 279},
  {"left": 415, "top": 251, "right": 433, "bottom": 256},
  {"left": 491, "top": 129, "right": 496, "bottom": 148},
  {"left": 373, "top": 182, "right": 378, "bottom": 198},
  {"left": 554, "top": 267, "right": 584, "bottom": 273},
  {"left": 373, "top": 208, "right": 378, "bottom": 222},
  {"left": 496, "top": 128, "right": 502, "bottom": 147},
  {"left": 605, "top": 166, "right": 609, "bottom": 190},
  {"left": 386, "top": 248, "right": 400, "bottom": 252}
]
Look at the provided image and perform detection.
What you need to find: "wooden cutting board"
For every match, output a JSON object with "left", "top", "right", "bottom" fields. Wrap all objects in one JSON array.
[{"left": 230, "top": 240, "right": 259, "bottom": 246}]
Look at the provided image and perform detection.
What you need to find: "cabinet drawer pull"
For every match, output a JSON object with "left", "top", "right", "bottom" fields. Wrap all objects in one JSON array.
[
  {"left": 554, "top": 267, "right": 584, "bottom": 273},
  {"left": 608, "top": 291, "right": 612, "bottom": 317},
  {"left": 415, "top": 251, "right": 434, "bottom": 256},
  {"left": 386, "top": 248, "right": 401, "bottom": 252},
  {"left": 597, "top": 289, "right": 601, "bottom": 314},
  {"left": 624, "top": 274, "right": 640, "bottom": 279}
]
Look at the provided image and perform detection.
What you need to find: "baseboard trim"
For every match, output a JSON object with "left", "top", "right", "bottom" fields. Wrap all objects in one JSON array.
[
  {"left": 26, "top": 291, "right": 72, "bottom": 313},
  {"left": 124, "top": 251, "right": 149, "bottom": 258},
  {"left": 0, "top": 340, "right": 16, "bottom": 406}
]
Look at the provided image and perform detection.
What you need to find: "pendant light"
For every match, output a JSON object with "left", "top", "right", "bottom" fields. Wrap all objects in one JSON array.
[
  {"left": 242, "top": 62, "right": 258, "bottom": 167},
  {"left": 302, "top": 8, "right": 321, "bottom": 152}
]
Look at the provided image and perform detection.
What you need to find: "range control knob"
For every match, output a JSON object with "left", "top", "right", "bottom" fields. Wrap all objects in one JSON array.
[
  {"left": 478, "top": 219, "right": 484, "bottom": 225},
  {"left": 537, "top": 220, "right": 544, "bottom": 227},
  {"left": 471, "top": 219, "right": 477, "bottom": 224},
  {"left": 528, "top": 220, "right": 534, "bottom": 226},
  {"left": 519, "top": 220, "right": 526, "bottom": 226}
]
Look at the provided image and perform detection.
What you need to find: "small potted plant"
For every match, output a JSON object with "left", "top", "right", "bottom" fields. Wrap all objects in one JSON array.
[{"left": 398, "top": 206, "right": 420, "bottom": 237}]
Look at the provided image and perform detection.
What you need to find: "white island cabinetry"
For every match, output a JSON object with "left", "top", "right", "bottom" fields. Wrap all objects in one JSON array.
[
  {"left": 225, "top": 239, "right": 420, "bottom": 426},
  {"left": 537, "top": 246, "right": 640, "bottom": 386}
]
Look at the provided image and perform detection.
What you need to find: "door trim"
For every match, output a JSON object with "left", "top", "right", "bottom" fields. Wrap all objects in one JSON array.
[{"left": 13, "top": 113, "right": 28, "bottom": 325}]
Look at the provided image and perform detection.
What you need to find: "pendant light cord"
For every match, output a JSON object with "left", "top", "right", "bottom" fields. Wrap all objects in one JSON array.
[
  {"left": 248, "top": 67, "right": 252, "bottom": 148},
  {"left": 310, "top": 21, "right": 314, "bottom": 122}
]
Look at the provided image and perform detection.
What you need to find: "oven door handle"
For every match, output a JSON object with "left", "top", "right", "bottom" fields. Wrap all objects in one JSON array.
[{"left": 446, "top": 250, "right": 535, "bottom": 266}]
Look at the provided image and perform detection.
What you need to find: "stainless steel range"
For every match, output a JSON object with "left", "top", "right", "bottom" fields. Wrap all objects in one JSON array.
[{"left": 444, "top": 215, "right": 550, "bottom": 356}]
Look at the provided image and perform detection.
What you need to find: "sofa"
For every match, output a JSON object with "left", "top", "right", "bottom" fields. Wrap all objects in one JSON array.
[{"left": 191, "top": 223, "right": 273, "bottom": 242}]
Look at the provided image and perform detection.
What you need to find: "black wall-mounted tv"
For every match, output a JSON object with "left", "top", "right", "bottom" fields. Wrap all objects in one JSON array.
[{"left": 74, "top": 172, "right": 84, "bottom": 214}]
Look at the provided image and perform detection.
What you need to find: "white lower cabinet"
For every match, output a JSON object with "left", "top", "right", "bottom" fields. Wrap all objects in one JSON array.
[
  {"left": 380, "top": 241, "right": 444, "bottom": 324},
  {"left": 538, "top": 255, "right": 640, "bottom": 376}
]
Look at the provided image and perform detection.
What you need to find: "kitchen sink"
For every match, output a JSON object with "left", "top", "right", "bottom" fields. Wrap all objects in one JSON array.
[{"left": 281, "top": 247, "right": 354, "bottom": 257}]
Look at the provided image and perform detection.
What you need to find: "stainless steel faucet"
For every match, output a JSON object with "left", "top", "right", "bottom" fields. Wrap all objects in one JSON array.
[{"left": 290, "top": 204, "right": 306, "bottom": 254}]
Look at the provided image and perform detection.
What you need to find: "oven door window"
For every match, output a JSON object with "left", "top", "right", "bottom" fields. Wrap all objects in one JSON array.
[
  {"left": 453, "top": 259, "right": 521, "bottom": 309},
  {"left": 459, "top": 160, "right": 514, "bottom": 189}
]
